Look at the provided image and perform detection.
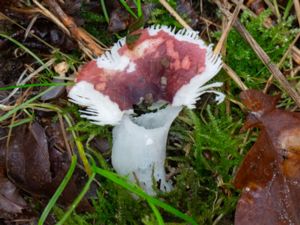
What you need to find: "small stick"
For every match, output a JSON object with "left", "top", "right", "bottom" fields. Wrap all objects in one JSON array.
[
  {"left": 264, "top": 0, "right": 279, "bottom": 19},
  {"left": 231, "top": 0, "right": 257, "bottom": 17},
  {"left": 214, "top": 0, "right": 242, "bottom": 55},
  {"left": 58, "top": 114, "right": 73, "bottom": 158},
  {"left": 217, "top": 5, "right": 300, "bottom": 107},
  {"left": 158, "top": 0, "right": 192, "bottom": 29},
  {"left": 38, "top": 0, "right": 104, "bottom": 57},
  {"left": 223, "top": 63, "right": 248, "bottom": 91},
  {"left": 234, "top": 20, "right": 300, "bottom": 107},
  {"left": 264, "top": 33, "right": 300, "bottom": 92},
  {"left": 292, "top": 46, "right": 300, "bottom": 65},
  {"left": 294, "top": 0, "right": 300, "bottom": 26},
  {"left": 33, "top": 0, "right": 70, "bottom": 35}
]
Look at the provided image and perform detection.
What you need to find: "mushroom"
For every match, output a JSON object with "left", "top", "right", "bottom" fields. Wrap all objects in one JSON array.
[{"left": 69, "top": 25, "right": 224, "bottom": 195}]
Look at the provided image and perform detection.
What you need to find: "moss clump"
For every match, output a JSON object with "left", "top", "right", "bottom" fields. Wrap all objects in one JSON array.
[{"left": 225, "top": 10, "right": 298, "bottom": 89}]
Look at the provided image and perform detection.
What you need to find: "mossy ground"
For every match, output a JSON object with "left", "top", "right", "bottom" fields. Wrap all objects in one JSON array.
[
  {"left": 53, "top": 1, "right": 299, "bottom": 224},
  {"left": 53, "top": 2, "right": 299, "bottom": 224},
  {"left": 1, "top": 0, "right": 299, "bottom": 224}
]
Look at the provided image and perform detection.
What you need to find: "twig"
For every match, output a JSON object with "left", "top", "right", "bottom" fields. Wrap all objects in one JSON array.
[
  {"left": 0, "top": 59, "right": 55, "bottom": 104},
  {"left": 199, "top": 16, "right": 221, "bottom": 28},
  {"left": 231, "top": 0, "right": 257, "bottom": 17},
  {"left": 24, "top": 15, "right": 38, "bottom": 40},
  {"left": 32, "top": 0, "right": 70, "bottom": 35},
  {"left": 0, "top": 104, "right": 14, "bottom": 111},
  {"left": 58, "top": 114, "right": 73, "bottom": 158},
  {"left": 214, "top": 0, "right": 242, "bottom": 55},
  {"left": 234, "top": 20, "right": 300, "bottom": 107},
  {"left": 0, "top": 12, "right": 56, "bottom": 51},
  {"left": 158, "top": 0, "right": 192, "bottom": 29},
  {"left": 223, "top": 63, "right": 248, "bottom": 90},
  {"left": 292, "top": 46, "right": 300, "bottom": 65},
  {"left": 294, "top": 0, "right": 300, "bottom": 26},
  {"left": 230, "top": 0, "right": 272, "bottom": 28},
  {"left": 216, "top": 5, "right": 300, "bottom": 107},
  {"left": 264, "top": 33, "right": 300, "bottom": 92},
  {"left": 36, "top": 0, "right": 104, "bottom": 57},
  {"left": 263, "top": 0, "right": 279, "bottom": 19}
]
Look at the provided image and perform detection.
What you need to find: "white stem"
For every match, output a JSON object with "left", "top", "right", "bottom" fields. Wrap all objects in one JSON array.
[{"left": 111, "top": 106, "right": 183, "bottom": 195}]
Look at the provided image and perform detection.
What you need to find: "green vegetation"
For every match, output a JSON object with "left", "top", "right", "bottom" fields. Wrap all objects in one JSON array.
[
  {"left": 1, "top": 1, "right": 298, "bottom": 224},
  {"left": 224, "top": 10, "right": 298, "bottom": 89},
  {"left": 53, "top": 4, "right": 299, "bottom": 225}
]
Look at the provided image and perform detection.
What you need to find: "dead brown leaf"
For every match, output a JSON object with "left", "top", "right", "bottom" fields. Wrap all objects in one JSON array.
[
  {"left": 5, "top": 121, "right": 91, "bottom": 210},
  {"left": 0, "top": 176, "right": 27, "bottom": 219},
  {"left": 0, "top": 130, "right": 27, "bottom": 219},
  {"left": 234, "top": 90, "right": 300, "bottom": 225}
]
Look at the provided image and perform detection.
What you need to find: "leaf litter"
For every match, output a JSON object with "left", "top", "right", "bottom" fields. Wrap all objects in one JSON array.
[
  {"left": 235, "top": 90, "right": 300, "bottom": 225},
  {"left": 0, "top": 118, "right": 92, "bottom": 221},
  {"left": 0, "top": 0, "right": 300, "bottom": 224}
]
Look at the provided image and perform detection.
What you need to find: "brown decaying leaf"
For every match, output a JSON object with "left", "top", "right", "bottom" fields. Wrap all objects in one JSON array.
[
  {"left": 5, "top": 121, "right": 91, "bottom": 210},
  {"left": 234, "top": 90, "right": 300, "bottom": 225},
  {"left": 6, "top": 122, "right": 52, "bottom": 194},
  {"left": 246, "top": 0, "right": 266, "bottom": 15},
  {"left": 0, "top": 176, "right": 27, "bottom": 218},
  {"left": 0, "top": 131, "right": 27, "bottom": 219}
]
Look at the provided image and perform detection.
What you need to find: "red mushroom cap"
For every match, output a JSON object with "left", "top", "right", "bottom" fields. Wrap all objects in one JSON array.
[{"left": 69, "top": 26, "right": 223, "bottom": 125}]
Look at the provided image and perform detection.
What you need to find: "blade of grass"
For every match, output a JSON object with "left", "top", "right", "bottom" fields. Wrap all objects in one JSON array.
[
  {"left": 38, "top": 155, "right": 77, "bottom": 225},
  {"left": 92, "top": 166, "right": 198, "bottom": 225},
  {"left": 26, "top": 103, "right": 92, "bottom": 176},
  {"left": 8, "top": 117, "right": 33, "bottom": 128},
  {"left": 0, "top": 87, "right": 55, "bottom": 123},
  {"left": 272, "top": 0, "right": 281, "bottom": 20},
  {"left": 283, "top": 0, "right": 294, "bottom": 20},
  {"left": 0, "top": 82, "right": 71, "bottom": 91},
  {"left": 99, "top": 0, "right": 110, "bottom": 23},
  {"left": 136, "top": 0, "right": 142, "bottom": 18},
  {"left": 0, "top": 34, "right": 52, "bottom": 74},
  {"left": 148, "top": 201, "right": 165, "bottom": 225},
  {"left": 119, "top": 0, "right": 138, "bottom": 18},
  {"left": 56, "top": 172, "right": 96, "bottom": 225}
]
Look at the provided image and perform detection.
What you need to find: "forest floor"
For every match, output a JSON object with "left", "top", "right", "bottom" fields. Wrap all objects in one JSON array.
[{"left": 0, "top": 0, "right": 300, "bottom": 224}]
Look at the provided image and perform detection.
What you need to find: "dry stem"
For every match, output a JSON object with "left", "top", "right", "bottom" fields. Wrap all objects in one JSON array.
[
  {"left": 36, "top": 0, "right": 104, "bottom": 57},
  {"left": 214, "top": 0, "right": 242, "bottom": 55},
  {"left": 264, "top": 33, "right": 300, "bottom": 92},
  {"left": 294, "top": 0, "right": 300, "bottom": 26},
  {"left": 233, "top": 20, "right": 300, "bottom": 107},
  {"left": 158, "top": 0, "right": 192, "bottom": 30}
]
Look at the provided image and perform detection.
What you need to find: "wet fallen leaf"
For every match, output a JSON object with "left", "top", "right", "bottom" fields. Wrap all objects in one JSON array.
[
  {"left": 0, "top": 176, "right": 27, "bottom": 219},
  {"left": 0, "top": 130, "right": 27, "bottom": 219},
  {"left": 5, "top": 121, "right": 91, "bottom": 210},
  {"left": 6, "top": 122, "right": 52, "bottom": 194},
  {"left": 234, "top": 90, "right": 300, "bottom": 225},
  {"left": 40, "top": 79, "right": 66, "bottom": 101},
  {"left": 246, "top": 0, "right": 266, "bottom": 15}
]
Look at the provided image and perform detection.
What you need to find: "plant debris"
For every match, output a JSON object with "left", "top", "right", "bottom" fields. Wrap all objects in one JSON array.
[
  {"left": 0, "top": 0, "right": 299, "bottom": 224},
  {"left": 235, "top": 90, "right": 300, "bottom": 225}
]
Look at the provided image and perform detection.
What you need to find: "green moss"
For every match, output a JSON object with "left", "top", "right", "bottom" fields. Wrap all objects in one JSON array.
[
  {"left": 80, "top": 3, "right": 115, "bottom": 46},
  {"left": 48, "top": 4, "right": 299, "bottom": 225},
  {"left": 161, "top": 103, "right": 248, "bottom": 224},
  {"left": 224, "top": 10, "right": 298, "bottom": 89},
  {"left": 144, "top": 0, "right": 183, "bottom": 28}
]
